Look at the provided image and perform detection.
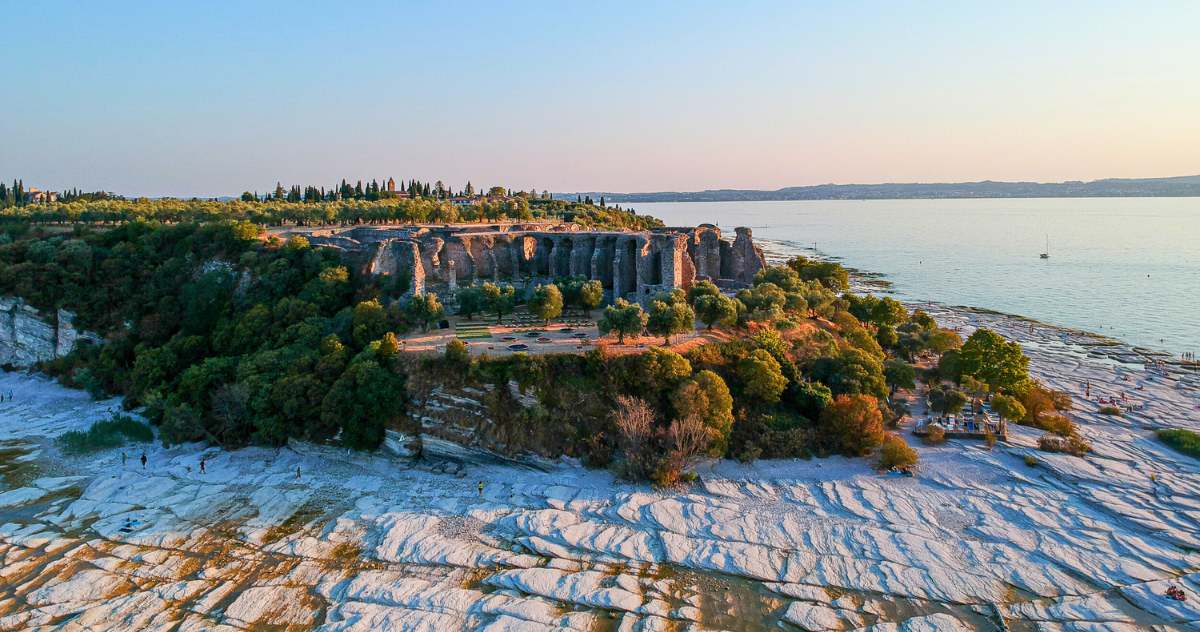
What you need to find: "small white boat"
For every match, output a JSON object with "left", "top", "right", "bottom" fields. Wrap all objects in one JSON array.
[{"left": 1040, "top": 235, "right": 1050, "bottom": 259}]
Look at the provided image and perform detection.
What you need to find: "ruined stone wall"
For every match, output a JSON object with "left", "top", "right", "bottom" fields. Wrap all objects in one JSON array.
[
  {"left": 282, "top": 222, "right": 766, "bottom": 304},
  {"left": 366, "top": 240, "right": 425, "bottom": 296},
  {"left": 729, "top": 227, "right": 766, "bottom": 284},
  {"left": 0, "top": 297, "right": 102, "bottom": 368}
]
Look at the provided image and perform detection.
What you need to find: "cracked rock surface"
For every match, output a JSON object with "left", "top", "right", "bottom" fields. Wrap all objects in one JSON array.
[{"left": 2, "top": 305, "right": 1199, "bottom": 630}]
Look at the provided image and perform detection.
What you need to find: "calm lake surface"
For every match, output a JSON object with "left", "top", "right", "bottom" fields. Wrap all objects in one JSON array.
[{"left": 634, "top": 198, "right": 1200, "bottom": 355}]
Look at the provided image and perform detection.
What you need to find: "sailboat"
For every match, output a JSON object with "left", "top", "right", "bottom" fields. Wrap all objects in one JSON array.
[{"left": 1039, "top": 235, "right": 1050, "bottom": 259}]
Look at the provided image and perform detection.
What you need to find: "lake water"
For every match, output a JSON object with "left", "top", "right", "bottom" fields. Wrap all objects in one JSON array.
[{"left": 633, "top": 198, "right": 1200, "bottom": 355}]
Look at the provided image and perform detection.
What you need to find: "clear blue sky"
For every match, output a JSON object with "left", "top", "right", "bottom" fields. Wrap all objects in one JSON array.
[{"left": 4, "top": 1, "right": 1198, "bottom": 197}]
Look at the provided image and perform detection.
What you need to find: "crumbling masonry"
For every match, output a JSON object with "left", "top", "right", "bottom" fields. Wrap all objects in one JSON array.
[{"left": 289, "top": 222, "right": 766, "bottom": 304}]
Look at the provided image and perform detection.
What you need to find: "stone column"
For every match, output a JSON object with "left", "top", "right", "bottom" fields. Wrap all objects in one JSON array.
[
  {"left": 612, "top": 237, "right": 628, "bottom": 301},
  {"left": 662, "top": 234, "right": 685, "bottom": 289},
  {"left": 696, "top": 226, "right": 721, "bottom": 280},
  {"left": 548, "top": 237, "right": 562, "bottom": 278},
  {"left": 731, "top": 227, "right": 766, "bottom": 284},
  {"left": 633, "top": 235, "right": 651, "bottom": 300}
]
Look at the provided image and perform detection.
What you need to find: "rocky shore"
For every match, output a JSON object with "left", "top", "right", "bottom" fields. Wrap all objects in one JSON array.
[{"left": 2, "top": 264, "right": 1200, "bottom": 630}]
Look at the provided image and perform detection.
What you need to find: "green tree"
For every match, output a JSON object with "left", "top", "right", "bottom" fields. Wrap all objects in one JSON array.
[
  {"left": 928, "top": 385, "right": 968, "bottom": 417},
  {"left": 736, "top": 283, "right": 786, "bottom": 321},
  {"left": 883, "top": 359, "right": 916, "bottom": 395},
  {"left": 924, "top": 328, "right": 962, "bottom": 354},
  {"left": 671, "top": 370, "right": 734, "bottom": 455},
  {"left": 737, "top": 349, "right": 788, "bottom": 404},
  {"left": 633, "top": 347, "right": 693, "bottom": 394},
  {"left": 990, "top": 393, "right": 1026, "bottom": 424},
  {"left": 456, "top": 285, "right": 485, "bottom": 320},
  {"left": 958, "top": 328, "right": 1029, "bottom": 392},
  {"left": 444, "top": 338, "right": 470, "bottom": 366},
  {"left": 352, "top": 299, "right": 390, "bottom": 347},
  {"left": 693, "top": 294, "right": 738, "bottom": 329},
  {"left": 528, "top": 284, "right": 564, "bottom": 324},
  {"left": 871, "top": 297, "right": 907, "bottom": 328},
  {"left": 646, "top": 299, "right": 695, "bottom": 344},
  {"left": 876, "top": 324, "right": 899, "bottom": 350},
  {"left": 810, "top": 348, "right": 888, "bottom": 398},
  {"left": 786, "top": 380, "right": 833, "bottom": 419},
  {"left": 754, "top": 266, "right": 803, "bottom": 292},
  {"left": 598, "top": 299, "right": 647, "bottom": 344},
  {"left": 785, "top": 256, "right": 849, "bottom": 291},
  {"left": 578, "top": 279, "right": 604, "bottom": 313},
  {"left": 686, "top": 279, "right": 721, "bottom": 305},
  {"left": 819, "top": 394, "right": 885, "bottom": 456},
  {"left": 878, "top": 432, "right": 918, "bottom": 470},
  {"left": 481, "top": 282, "right": 516, "bottom": 322},
  {"left": 320, "top": 358, "right": 405, "bottom": 450},
  {"left": 405, "top": 293, "right": 444, "bottom": 332}
]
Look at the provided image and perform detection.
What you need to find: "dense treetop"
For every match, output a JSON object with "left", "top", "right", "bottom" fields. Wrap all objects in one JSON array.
[{"left": 0, "top": 196, "right": 662, "bottom": 231}]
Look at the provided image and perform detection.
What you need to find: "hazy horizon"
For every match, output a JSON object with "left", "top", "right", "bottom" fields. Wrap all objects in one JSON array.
[{"left": 5, "top": 1, "right": 1199, "bottom": 197}]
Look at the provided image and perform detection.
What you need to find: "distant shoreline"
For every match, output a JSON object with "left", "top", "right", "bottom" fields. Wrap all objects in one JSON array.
[
  {"left": 611, "top": 194, "right": 1200, "bottom": 203},
  {"left": 562, "top": 175, "right": 1200, "bottom": 203}
]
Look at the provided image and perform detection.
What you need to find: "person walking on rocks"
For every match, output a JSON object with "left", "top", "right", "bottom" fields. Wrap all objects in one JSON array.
[
  {"left": 140, "top": 451, "right": 147, "bottom": 470},
  {"left": 122, "top": 452, "right": 127, "bottom": 467},
  {"left": 477, "top": 481, "right": 484, "bottom": 497},
  {"left": 199, "top": 458, "right": 206, "bottom": 475}
]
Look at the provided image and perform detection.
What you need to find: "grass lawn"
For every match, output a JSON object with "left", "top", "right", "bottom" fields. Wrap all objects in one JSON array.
[{"left": 455, "top": 323, "right": 493, "bottom": 340}]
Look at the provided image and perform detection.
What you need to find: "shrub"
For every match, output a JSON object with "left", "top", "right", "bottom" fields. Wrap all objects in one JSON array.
[
  {"left": 1038, "top": 433, "right": 1091, "bottom": 456},
  {"left": 445, "top": 339, "right": 470, "bottom": 366},
  {"left": 922, "top": 424, "right": 946, "bottom": 445},
  {"left": 1098, "top": 405, "right": 1121, "bottom": 415},
  {"left": 878, "top": 433, "right": 918, "bottom": 470},
  {"left": 1157, "top": 428, "right": 1200, "bottom": 459},
  {"left": 737, "top": 349, "right": 788, "bottom": 404},
  {"left": 818, "top": 394, "right": 884, "bottom": 456},
  {"left": 58, "top": 414, "right": 153, "bottom": 455},
  {"left": 1023, "top": 454, "right": 1038, "bottom": 467},
  {"left": 1037, "top": 414, "right": 1077, "bottom": 437}
]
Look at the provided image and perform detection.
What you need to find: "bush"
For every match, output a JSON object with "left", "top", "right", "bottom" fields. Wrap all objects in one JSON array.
[
  {"left": 878, "top": 433, "right": 918, "bottom": 470},
  {"left": 1098, "top": 405, "right": 1121, "bottom": 415},
  {"left": 1036, "top": 414, "right": 1077, "bottom": 437},
  {"left": 1037, "top": 433, "right": 1091, "bottom": 456},
  {"left": 818, "top": 394, "right": 884, "bottom": 456},
  {"left": 1157, "top": 428, "right": 1200, "bottom": 459},
  {"left": 1023, "top": 454, "right": 1038, "bottom": 467},
  {"left": 58, "top": 414, "right": 153, "bottom": 455},
  {"left": 922, "top": 424, "right": 946, "bottom": 445}
]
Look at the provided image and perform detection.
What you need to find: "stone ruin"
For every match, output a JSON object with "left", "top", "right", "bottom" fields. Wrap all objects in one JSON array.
[{"left": 288, "top": 222, "right": 766, "bottom": 304}]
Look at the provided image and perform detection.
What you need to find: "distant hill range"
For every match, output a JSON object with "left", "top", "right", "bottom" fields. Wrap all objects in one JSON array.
[{"left": 562, "top": 175, "right": 1200, "bottom": 203}]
